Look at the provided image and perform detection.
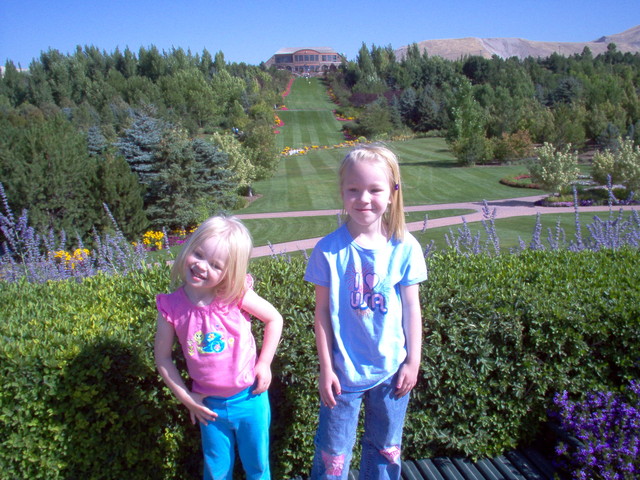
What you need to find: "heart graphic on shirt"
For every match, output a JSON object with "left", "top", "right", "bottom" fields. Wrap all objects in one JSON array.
[{"left": 365, "top": 273, "right": 379, "bottom": 290}]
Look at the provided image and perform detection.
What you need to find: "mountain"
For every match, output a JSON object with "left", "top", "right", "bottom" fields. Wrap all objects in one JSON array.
[{"left": 395, "top": 25, "right": 640, "bottom": 61}]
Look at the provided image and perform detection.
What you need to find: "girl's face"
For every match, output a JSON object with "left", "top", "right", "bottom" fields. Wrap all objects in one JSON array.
[
  {"left": 183, "top": 236, "right": 229, "bottom": 296},
  {"left": 341, "top": 159, "right": 392, "bottom": 231}
]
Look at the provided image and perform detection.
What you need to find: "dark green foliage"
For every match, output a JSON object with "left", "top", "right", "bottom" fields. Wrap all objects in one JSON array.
[
  {"left": 146, "top": 135, "right": 237, "bottom": 228},
  {"left": 0, "top": 46, "right": 288, "bottom": 235},
  {"left": 96, "top": 153, "right": 149, "bottom": 238},
  {"left": 1, "top": 251, "right": 638, "bottom": 478},
  {"left": 411, "top": 249, "right": 640, "bottom": 460},
  {"left": 0, "top": 112, "right": 101, "bottom": 238},
  {"left": 115, "top": 110, "right": 165, "bottom": 188},
  {"left": 324, "top": 41, "right": 640, "bottom": 163}
]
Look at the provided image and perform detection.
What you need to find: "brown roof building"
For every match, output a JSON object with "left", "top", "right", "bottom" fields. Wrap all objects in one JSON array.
[{"left": 265, "top": 47, "right": 345, "bottom": 76}]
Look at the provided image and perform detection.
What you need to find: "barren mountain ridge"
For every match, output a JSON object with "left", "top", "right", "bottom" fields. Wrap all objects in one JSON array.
[{"left": 395, "top": 24, "right": 640, "bottom": 60}]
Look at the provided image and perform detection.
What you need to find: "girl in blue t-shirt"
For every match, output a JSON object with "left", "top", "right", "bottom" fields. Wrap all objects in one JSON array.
[{"left": 304, "top": 144, "right": 428, "bottom": 479}]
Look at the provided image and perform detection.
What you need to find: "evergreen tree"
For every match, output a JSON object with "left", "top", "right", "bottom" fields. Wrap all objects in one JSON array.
[
  {"left": 87, "top": 125, "right": 109, "bottom": 156},
  {"left": 115, "top": 110, "right": 165, "bottom": 193},
  {"left": 0, "top": 61, "right": 28, "bottom": 107},
  {"left": 96, "top": 153, "right": 149, "bottom": 238},
  {"left": 0, "top": 113, "right": 100, "bottom": 237},
  {"left": 147, "top": 134, "right": 236, "bottom": 228}
]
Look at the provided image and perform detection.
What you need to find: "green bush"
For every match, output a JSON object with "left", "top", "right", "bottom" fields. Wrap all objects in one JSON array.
[{"left": 1, "top": 251, "right": 638, "bottom": 479}]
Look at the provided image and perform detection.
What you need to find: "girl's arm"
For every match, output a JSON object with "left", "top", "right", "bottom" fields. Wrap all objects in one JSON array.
[
  {"left": 241, "top": 289, "right": 283, "bottom": 394},
  {"left": 314, "top": 285, "right": 341, "bottom": 408},
  {"left": 154, "top": 313, "right": 218, "bottom": 425},
  {"left": 395, "top": 283, "right": 422, "bottom": 397}
]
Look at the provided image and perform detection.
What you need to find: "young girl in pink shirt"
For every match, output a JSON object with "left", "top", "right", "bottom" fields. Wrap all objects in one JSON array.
[{"left": 154, "top": 216, "right": 283, "bottom": 480}]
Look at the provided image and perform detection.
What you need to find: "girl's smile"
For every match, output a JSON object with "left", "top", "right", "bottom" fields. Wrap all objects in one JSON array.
[
  {"left": 183, "top": 236, "right": 229, "bottom": 303},
  {"left": 341, "top": 159, "right": 392, "bottom": 235}
]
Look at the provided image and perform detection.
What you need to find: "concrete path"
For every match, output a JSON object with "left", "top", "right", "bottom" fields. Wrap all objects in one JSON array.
[{"left": 237, "top": 194, "right": 640, "bottom": 258}]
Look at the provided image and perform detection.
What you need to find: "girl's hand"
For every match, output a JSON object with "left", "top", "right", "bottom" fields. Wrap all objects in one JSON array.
[
  {"left": 185, "top": 391, "right": 218, "bottom": 425},
  {"left": 252, "top": 361, "right": 272, "bottom": 394},
  {"left": 395, "top": 361, "right": 419, "bottom": 398},
  {"left": 319, "top": 369, "right": 341, "bottom": 408}
]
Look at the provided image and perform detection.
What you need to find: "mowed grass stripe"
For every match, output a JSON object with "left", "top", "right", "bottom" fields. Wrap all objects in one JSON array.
[
  {"left": 244, "top": 137, "right": 547, "bottom": 214},
  {"left": 285, "top": 78, "right": 335, "bottom": 110}
]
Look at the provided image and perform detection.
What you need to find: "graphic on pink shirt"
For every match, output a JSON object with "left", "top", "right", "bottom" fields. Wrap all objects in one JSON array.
[{"left": 186, "top": 329, "right": 234, "bottom": 356}]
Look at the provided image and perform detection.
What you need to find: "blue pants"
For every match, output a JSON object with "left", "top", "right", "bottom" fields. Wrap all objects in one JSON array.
[
  {"left": 200, "top": 388, "right": 271, "bottom": 480},
  {"left": 310, "top": 376, "right": 409, "bottom": 480}
]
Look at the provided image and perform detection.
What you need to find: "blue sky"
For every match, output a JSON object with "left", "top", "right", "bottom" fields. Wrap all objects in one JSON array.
[{"left": 1, "top": 0, "right": 639, "bottom": 68}]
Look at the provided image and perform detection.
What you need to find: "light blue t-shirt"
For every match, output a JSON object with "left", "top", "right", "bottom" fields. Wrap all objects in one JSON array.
[{"left": 304, "top": 224, "right": 428, "bottom": 391}]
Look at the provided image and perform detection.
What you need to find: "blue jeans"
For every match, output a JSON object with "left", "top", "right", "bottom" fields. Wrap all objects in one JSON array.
[
  {"left": 200, "top": 388, "right": 271, "bottom": 480},
  {"left": 310, "top": 375, "right": 409, "bottom": 480}
]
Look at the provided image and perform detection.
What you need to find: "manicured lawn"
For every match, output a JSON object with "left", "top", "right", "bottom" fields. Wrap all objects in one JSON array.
[
  {"left": 234, "top": 76, "right": 580, "bottom": 250},
  {"left": 240, "top": 137, "right": 544, "bottom": 215},
  {"left": 242, "top": 209, "right": 475, "bottom": 248},
  {"left": 275, "top": 110, "right": 346, "bottom": 151},
  {"left": 275, "top": 78, "right": 347, "bottom": 151}
]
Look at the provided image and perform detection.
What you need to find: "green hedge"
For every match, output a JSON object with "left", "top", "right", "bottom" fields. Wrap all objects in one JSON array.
[{"left": 1, "top": 250, "right": 638, "bottom": 479}]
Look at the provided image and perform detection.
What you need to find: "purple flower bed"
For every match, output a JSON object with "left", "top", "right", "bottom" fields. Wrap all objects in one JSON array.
[{"left": 550, "top": 381, "right": 639, "bottom": 480}]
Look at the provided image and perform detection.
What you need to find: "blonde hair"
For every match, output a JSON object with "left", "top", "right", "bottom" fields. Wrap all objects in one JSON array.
[
  {"left": 170, "top": 216, "right": 252, "bottom": 304},
  {"left": 339, "top": 144, "right": 406, "bottom": 241}
]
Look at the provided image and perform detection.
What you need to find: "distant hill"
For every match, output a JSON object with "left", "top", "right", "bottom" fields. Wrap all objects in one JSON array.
[{"left": 395, "top": 25, "right": 640, "bottom": 61}]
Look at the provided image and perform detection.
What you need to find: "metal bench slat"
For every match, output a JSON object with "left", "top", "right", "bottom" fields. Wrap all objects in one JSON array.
[
  {"left": 491, "top": 455, "right": 527, "bottom": 479},
  {"left": 402, "top": 460, "right": 426, "bottom": 480},
  {"left": 451, "top": 457, "right": 489, "bottom": 480},
  {"left": 475, "top": 458, "right": 507, "bottom": 480},
  {"left": 433, "top": 457, "right": 466, "bottom": 480},
  {"left": 415, "top": 458, "right": 448, "bottom": 480},
  {"left": 519, "top": 447, "right": 561, "bottom": 480},
  {"left": 505, "top": 450, "right": 547, "bottom": 480}
]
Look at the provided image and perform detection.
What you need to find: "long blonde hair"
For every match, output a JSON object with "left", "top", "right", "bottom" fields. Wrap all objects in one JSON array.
[
  {"left": 339, "top": 144, "right": 406, "bottom": 241},
  {"left": 170, "top": 216, "right": 252, "bottom": 304}
]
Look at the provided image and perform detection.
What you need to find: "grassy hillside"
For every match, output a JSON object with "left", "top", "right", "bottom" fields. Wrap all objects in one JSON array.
[{"left": 236, "top": 77, "right": 619, "bottom": 251}]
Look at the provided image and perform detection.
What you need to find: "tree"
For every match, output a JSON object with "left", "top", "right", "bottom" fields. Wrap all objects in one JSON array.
[
  {"left": 95, "top": 153, "right": 149, "bottom": 238},
  {"left": 447, "top": 79, "right": 489, "bottom": 165},
  {"left": 592, "top": 138, "right": 640, "bottom": 191},
  {"left": 0, "top": 61, "right": 28, "bottom": 107},
  {"left": 147, "top": 134, "right": 236, "bottom": 228},
  {"left": 0, "top": 113, "right": 100, "bottom": 237},
  {"left": 351, "top": 97, "right": 393, "bottom": 139},
  {"left": 527, "top": 142, "right": 580, "bottom": 193},
  {"left": 115, "top": 110, "right": 165, "bottom": 192},
  {"left": 415, "top": 84, "right": 445, "bottom": 131},
  {"left": 209, "top": 132, "right": 256, "bottom": 190}
]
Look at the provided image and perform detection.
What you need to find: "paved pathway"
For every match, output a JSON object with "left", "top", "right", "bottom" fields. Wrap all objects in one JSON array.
[{"left": 236, "top": 194, "right": 640, "bottom": 258}]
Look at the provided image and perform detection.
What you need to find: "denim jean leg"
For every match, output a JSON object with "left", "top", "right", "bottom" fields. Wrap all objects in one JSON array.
[
  {"left": 358, "top": 377, "right": 409, "bottom": 480},
  {"left": 310, "top": 391, "right": 363, "bottom": 480}
]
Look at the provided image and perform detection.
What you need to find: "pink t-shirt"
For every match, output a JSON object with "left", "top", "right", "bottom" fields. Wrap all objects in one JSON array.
[{"left": 156, "top": 277, "right": 256, "bottom": 397}]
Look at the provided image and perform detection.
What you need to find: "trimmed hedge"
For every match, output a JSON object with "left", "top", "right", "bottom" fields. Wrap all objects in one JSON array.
[{"left": 1, "top": 250, "right": 638, "bottom": 479}]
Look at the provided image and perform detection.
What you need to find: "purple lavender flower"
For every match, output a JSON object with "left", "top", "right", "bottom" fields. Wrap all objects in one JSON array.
[{"left": 551, "top": 382, "right": 640, "bottom": 479}]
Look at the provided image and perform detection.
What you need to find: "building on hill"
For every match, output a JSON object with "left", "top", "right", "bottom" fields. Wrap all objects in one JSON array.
[{"left": 265, "top": 47, "right": 344, "bottom": 76}]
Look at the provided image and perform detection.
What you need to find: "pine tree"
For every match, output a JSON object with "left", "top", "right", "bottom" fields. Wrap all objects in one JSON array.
[
  {"left": 115, "top": 110, "right": 165, "bottom": 193},
  {"left": 96, "top": 153, "right": 148, "bottom": 238},
  {"left": 0, "top": 112, "right": 100, "bottom": 237}
]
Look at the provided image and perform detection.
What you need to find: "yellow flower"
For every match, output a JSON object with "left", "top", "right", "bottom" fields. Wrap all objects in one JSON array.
[{"left": 142, "top": 230, "right": 165, "bottom": 250}]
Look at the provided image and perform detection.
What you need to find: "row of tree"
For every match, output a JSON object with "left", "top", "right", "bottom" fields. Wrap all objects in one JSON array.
[
  {"left": 0, "top": 45, "right": 290, "bottom": 240},
  {"left": 2, "top": 42, "right": 640, "bottom": 243},
  {"left": 328, "top": 42, "right": 640, "bottom": 165}
]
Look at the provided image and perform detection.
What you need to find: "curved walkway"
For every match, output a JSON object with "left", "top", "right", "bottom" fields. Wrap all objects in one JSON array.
[{"left": 237, "top": 194, "right": 640, "bottom": 258}]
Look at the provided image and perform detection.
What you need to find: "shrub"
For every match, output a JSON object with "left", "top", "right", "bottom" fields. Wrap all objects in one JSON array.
[
  {"left": 593, "top": 138, "right": 640, "bottom": 192},
  {"left": 1, "top": 251, "right": 639, "bottom": 478},
  {"left": 528, "top": 142, "right": 580, "bottom": 193},
  {"left": 492, "top": 130, "right": 535, "bottom": 163}
]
